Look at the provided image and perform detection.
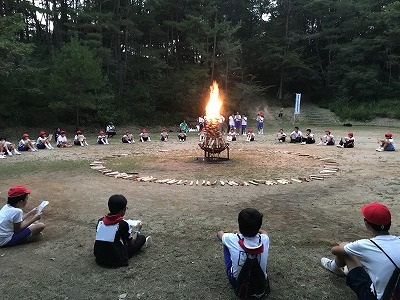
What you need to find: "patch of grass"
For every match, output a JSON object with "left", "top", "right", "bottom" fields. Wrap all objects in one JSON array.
[{"left": 1, "top": 159, "right": 90, "bottom": 180}]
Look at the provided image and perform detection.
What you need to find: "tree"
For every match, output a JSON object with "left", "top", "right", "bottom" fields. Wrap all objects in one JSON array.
[{"left": 49, "top": 38, "right": 110, "bottom": 128}]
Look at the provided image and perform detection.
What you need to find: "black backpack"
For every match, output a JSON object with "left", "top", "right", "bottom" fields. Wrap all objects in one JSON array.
[
  {"left": 235, "top": 235, "right": 270, "bottom": 299},
  {"left": 370, "top": 239, "right": 400, "bottom": 300}
]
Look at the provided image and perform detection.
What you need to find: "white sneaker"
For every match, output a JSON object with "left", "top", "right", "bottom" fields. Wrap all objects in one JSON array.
[
  {"left": 376, "top": 147, "right": 384, "bottom": 152},
  {"left": 317, "top": 141, "right": 323, "bottom": 146},
  {"left": 321, "top": 257, "right": 347, "bottom": 276},
  {"left": 0, "top": 155, "right": 5, "bottom": 159},
  {"left": 337, "top": 145, "right": 344, "bottom": 148},
  {"left": 143, "top": 236, "right": 152, "bottom": 249},
  {"left": 13, "top": 150, "right": 21, "bottom": 155},
  {"left": 7, "top": 151, "right": 12, "bottom": 156},
  {"left": 301, "top": 142, "right": 306, "bottom": 145}
]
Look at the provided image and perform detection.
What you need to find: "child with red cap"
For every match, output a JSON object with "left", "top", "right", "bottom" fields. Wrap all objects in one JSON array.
[
  {"left": 139, "top": 129, "right": 151, "bottom": 142},
  {"left": 376, "top": 133, "right": 395, "bottom": 152},
  {"left": 97, "top": 130, "right": 109, "bottom": 145},
  {"left": 321, "top": 202, "right": 400, "bottom": 300},
  {"left": 337, "top": 132, "right": 355, "bottom": 148},
  {"left": 318, "top": 130, "right": 335, "bottom": 146},
  {"left": 159, "top": 128, "right": 168, "bottom": 142},
  {"left": 246, "top": 128, "right": 255, "bottom": 142},
  {"left": 36, "top": 131, "right": 55, "bottom": 150},
  {"left": 217, "top": 208, "right": 270, "bottom": 297},
  {"left": 122, "top": 130, "right": 135, "bottom": 143},
  {"left": 0, "top": 186, "right": 45, "bottom": 247},
  {"left": 73, "top": 130, "right": 89, "bottom": 147},
  {"left": 18, "top": 133, "right": 38, "bottom": 151}
]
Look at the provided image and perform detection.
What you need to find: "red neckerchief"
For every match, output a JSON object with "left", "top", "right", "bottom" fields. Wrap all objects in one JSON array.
[
  {"left": 102, "top": 214, "right": 123, "bottom": 225},
  {"left": 238, "top": 236, "right": 264, "bottom": 255}
]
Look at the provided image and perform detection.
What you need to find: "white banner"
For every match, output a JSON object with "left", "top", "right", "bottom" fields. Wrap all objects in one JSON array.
[{"left": 294, "top": 93, "right": 301, "bottom": 115}]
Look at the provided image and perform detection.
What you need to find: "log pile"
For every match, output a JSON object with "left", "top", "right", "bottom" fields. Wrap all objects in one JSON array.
[
  {"left": 89, "top": 149, "right": 342, "bottom": 187},
  {"left": 198, "top": 120, "right": 228, "bottom": 154}
]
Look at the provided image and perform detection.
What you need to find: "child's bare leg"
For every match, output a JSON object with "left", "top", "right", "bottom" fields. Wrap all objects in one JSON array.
[
  {"left": 28, "top": 223, "right": 45, "bottom": 236},
  {"left": 331, "top": 251, "right": 362, "bottom": 272}
]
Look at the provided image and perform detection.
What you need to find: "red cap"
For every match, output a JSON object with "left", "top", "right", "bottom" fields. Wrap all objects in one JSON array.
[
  {"left": 385, "top": 132, "right": 393, "bottom": 138},
  {"left": 125, "top": 130, "right": 129, "bottom": 133},
  {"left": 325, "top": 130, "right": 330, "bottom": 133},
  {"left": 22, "top": 133, "right": 29, "bottom": 138},
  {"left": 361, "top": 202, "right": 391, "bottom": 226},
  {"left": 348, "top": 132, "right": 353, "bottom": 136},
  {"left": 162, "top": 128, "right": 166, "bottom": 131},
  {"left": 142, "top": 129, "right": 147, "bottom": 133},
  {"left": 8, "top": 186, "right": 31, "bottom": 197},
  {"left": 76, "top": 130, "right": 82, "bottom": 134},
  {"left": 61, "top": 130, "right": 66, "bottom": 134},
  {"left": 40, "top": 131, "right": 46, "bottom": 136}
]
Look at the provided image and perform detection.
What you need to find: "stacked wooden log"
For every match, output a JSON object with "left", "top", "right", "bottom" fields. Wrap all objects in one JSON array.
[{"left": 199, "top": 121, "right": 227, "bottom": 153}]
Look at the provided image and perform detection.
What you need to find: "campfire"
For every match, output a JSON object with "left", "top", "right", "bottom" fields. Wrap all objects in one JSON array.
[{"left": 198, "top": 81, "right": 230, "bottom": 160}]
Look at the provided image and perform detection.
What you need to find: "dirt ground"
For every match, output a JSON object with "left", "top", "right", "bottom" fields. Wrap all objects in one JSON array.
[{"left": 1, "top": 125, "right": 399, "bottom": 300}]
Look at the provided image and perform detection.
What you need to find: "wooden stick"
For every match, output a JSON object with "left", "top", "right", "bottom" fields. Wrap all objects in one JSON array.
[{"left": 248, "top": 180, "right": 259, "bottom": 185}]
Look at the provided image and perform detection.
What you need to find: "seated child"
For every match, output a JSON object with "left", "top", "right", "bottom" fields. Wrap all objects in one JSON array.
[
  {"left": 178, "top": 130, "right": 187, "bottom": 142},
  {"left": 227, "top": 128, "right": 237, "bottom": 142},
  {"left": 277, "top": 128, "right": 286, "bottom": 142},
  {"left": 337, "top": 132, "right": 355, "bottom": 148},
  {"left": 376, "top": 132, "right": 395, "bottom": 152},
  {"left": 0, "top": 137, "right": 20, "bottom": 156},
  {"left": 198, "top": 128, "right": 206, "bottom": 142},
  {"left": 106, "top": 122, "right": 116, "bottom": 138},
  {"left": 0, "top": 186, "right": 45, "bottom": 247},
  {"left": 94, "top": 194, "right": 151, "bottom": 267},
  {"left": 98, "top": 130, "right": 109, "bottom": 145},
  {"left": 217, "top": 208, "right": 270, "bottom": 297},
  {"left": 18, "top": 133, "right": 38, "bottom": 151},
  {"left": 160, "top": 128, "right": 168, "bottom": 142},
  {"left": 57, "top": 130, "right": 72, "bottom": 148},
  {"left": 122, "top": 130, "right": 135, "bottom": 143},
  {"left": 53, "top": 128, "right": 61, "bottom": 143},
  {"left": 140, "top": 129, "right": 151, "bottom": 142},
  {"left": 290, "top": 127, "right": 302, "bottom": 143},
  {"left": 73, "top": 130, "right": 89, "bottom": 146},
  {"left": 36, "top": 131, "right": 54, "bottom": 149},
  {"left": 318, "top": 130, "right": 335, "bottom": 145},
  {"left": 320, "top": 202, "right": 400, "bottom": 300},
  {"left": 246, "top": 128, "right": 255, "bottom": 142},
  {"left": 301, "top": 129, "right": 315, "bottom": 145}
]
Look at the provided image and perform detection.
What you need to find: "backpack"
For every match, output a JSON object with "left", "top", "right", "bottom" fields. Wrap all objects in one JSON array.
[
  {"left": 235, "top": 234, "right": 270, "bottom": 299},
  {"left": 370, "top": 239, "right": 400, "bottom": 300}
]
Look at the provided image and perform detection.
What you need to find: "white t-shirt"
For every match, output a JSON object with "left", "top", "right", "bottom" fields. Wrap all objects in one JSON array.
[
  {"left": 57, "top": 135, "right": 67, "bottom": 146},
  {"left": 242, "top": 117, "right": 247, "bottom": 126},
  {"left": 344, "top": 235, "right": 400, "bottom": 299},
  {"left": 0, "top": 204, "right": 23, "bottom": 246},
  {"left": 229, "top": 116, "right": 235, "bottom": 126},
  {"left": 221, "top": 233, "right": 270, "bottom": 279}
]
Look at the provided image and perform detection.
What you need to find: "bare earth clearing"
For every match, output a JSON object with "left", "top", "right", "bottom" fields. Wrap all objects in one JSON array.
[{"left": 1, "top": 125, "right": 399, "bottom": 300}]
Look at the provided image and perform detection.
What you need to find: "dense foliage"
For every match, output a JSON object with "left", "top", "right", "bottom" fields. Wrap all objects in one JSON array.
[{"left": 1, "top": 0, "right": 399, "bottom": 126}]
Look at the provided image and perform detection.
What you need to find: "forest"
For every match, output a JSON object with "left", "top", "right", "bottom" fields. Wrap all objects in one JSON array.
[{"left": 1, "top": 0, "right": 400, "bottom": 127}]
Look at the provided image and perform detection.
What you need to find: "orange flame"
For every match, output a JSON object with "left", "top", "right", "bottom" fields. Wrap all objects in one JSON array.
[{"left": 205, "top": 81, "right": 222, "bottom": 121}]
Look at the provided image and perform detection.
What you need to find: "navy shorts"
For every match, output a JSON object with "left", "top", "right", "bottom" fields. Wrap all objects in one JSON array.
[
  {"left": 2, "top": 227, "right": 31, "bottom": 247},
  {"left": 346, "top": 266, "right": 377, "bottom": 300}
]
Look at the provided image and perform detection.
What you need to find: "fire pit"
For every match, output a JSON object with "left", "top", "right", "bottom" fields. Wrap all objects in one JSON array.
[{"left": 198, "top": 81, "right": 229, "bottom": 161}]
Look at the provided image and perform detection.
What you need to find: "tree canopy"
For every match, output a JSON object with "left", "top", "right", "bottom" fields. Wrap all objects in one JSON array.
[{"left": 1, "top": 0, "right": 399, "bottom": 126}]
